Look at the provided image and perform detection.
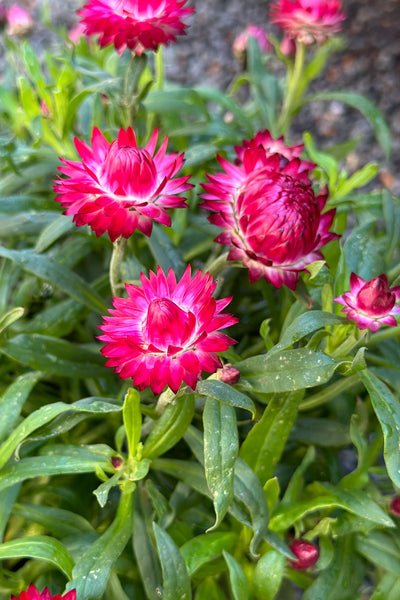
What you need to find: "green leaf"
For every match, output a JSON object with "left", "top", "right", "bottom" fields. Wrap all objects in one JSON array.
[
  {"left": 303, "top": 132, "right": 338, "bottom": 188},
  {"left": 306, "top": 91, "right": 391, "bottom": 160},
  {"left": 152, "top": 459, "right": 210, "bottom": 499},
  {"left": 123, "top": 388, "right": 141, "bottom": 459},
  {"left": 67, "top": 490, "right": 134, "bottom": 599},
  {"left": 153, "top": 523, "right": 192, "bottom": 600},
  {"left": 196, "top": 380, "right": 255, "bottom": 417},
  {"left": 253, "top": 549, "right": 285, "bottom": 600},
  {"left": 290, "top": 418, "right": 351, "bottom": 447},
  {"left": 303, "top": 536, "right": 365, "bottom": 600},
  {"left": 0, "top": 307, "right": 24, "bottom": 334},
  {"left": 132, "top": 486, "right": 163, "bottom": 600},
  {"left": 270, "top": 311, "right": 343, "bottom": 354},
  {"left": 223, "top": 551, "right": 249, "bottom": 600},
  {"left": 0, "top": 485, "right": 21, "bottom": 542},
  {"left": 0, "top": 371, "right": 42, "bottom": 444},
  {"left": 0, "top": 398, "right": 120, "bottom": 470},
  {"left": 0, "top": 334, "right": 110, "bottom": 378},
  {"left": 203, "top": 399, "right": 238, "bottom": 529},
  {"left": 0, "top": 247, "right": 107, "bottom": 313},
  {"left": 360, "top": 370, "right": 400, "bottom": 487},
  {"left": 142, "top": 395, "right": 195, "bottom": 459},
  {"left": 370, "top": 573, "right": 400, "bottom": 600},
  {"left": 195, "top": 579, "right": 227, "bottom": 600},
  {"left": 13, "top": 503, "right": 95, "bottom": 538},
  {"left": 180, "top": 532, "right": 237, "bottom": 576},
  {"left": 235, "top": 349, "right": 339, "bottom": 393},
  {"left": 343, "top": 221, "right": 385, "bottom": 281},
  {"left": 146, "top": 224, "right": 186, "bottom": 277},
  {"left": 356, "top": 531, "right": 400, "bottom": 577},
  {"left": 0, "top": 535, "right": 74, "bottom": 578},
  {"left": 240, "top": 391, "right": 303, "bottom": 485},
  {"left": 35, "top": 215, "right": 76, "bottom": 253},
  {"left": 334, "top": 163, "right": 379, "bottom": 199}
]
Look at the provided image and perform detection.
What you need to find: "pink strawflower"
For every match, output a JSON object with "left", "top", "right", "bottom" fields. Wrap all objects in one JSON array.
[
  {"left": 54, "top": 127, "right": 192, "bottom": 242},
  {"left": 334, "top": 273, "right": 400, "bottom": 333},
  {"left": 68, "top": 22, "right": 86, "bottom": 44},
  {"left": 6, "top": 4, "right": 33, "bottom": 36},
  {"left": 78, "top": 0, "right": 194, "bottom": 56},
  {"left": 270, "top": 0, "right": 346, "bottom": 45},
  {"left": 201, "top": 130, "right": 337, "bottom": 290},
  {"left": 11, "top": 584, "right": 76, "bottom": 600},
  {"left": 99, "top": 266, "right": 238, "bottom": 394},
  {"left": 233, "top": 24, "right": 272, "bottom": 60},
  {"left": 289, "top": 540, "right": 319, "bottom": 570}
]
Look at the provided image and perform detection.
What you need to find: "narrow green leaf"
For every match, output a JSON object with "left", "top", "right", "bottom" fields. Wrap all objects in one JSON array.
[
  {"left": 143, "top": 395, "right": 195, "bottom": 459},
  {"left": 0, "top": 334, "right": 110, "bottom": 378},
  {"left": 0, "top": 535, "right": 74, "bottom": 578},
  {"left": 196, "top": 380, "right": 255, "bottom": 417},
  {"left": 203, "top": 399, "right": 238, "bottom": 529},
  {"left": 370, "top": 573, "right": 400, "bottom": 600},
  {"left": 67, "top": 490, "right": 134, "bottom": 599},
  {"left": 223, "top": 551, "right": 249, "bottom": 600},
  {"left": 0, "top": 371, "right": 42, "bottom": 444},
  {"left": 123, "top": 388, "right": 141, "bottom": 459},
  {"left": 13, "top": 503, "right": 95, "bottom": 537},
  {"left": 271, "top": 311, "right": 343, "bottom": 354},
  {"left": 360, "top": 370, "right": 400, "bottom": 487},
  {"left": 195, "top": 579, "right": 227, "bottom": 600},
  {"left": 0, "top": 307, "right": 24, "bottom": 334},
  {"left": 235, "top": 349, "right": 339, "bottom": 393},
  {"left": 240, "top": 391, "right": 303, "bottom": 485},
  {"left": 253, "top": 549, "right": 285, "bottom": 600},
  {"left": 0, "top": 247, "right": 107, "bottom": 313},
  {"left": 180, "top": 532, "right": 237, "bottom": 576},
  {"left": 306, "top": 91, "right": 391, "bottom": 160},
  {"left": 0, "top": 485, "right": 21, "bottom": 542},
  {"left": 35, "top": 215, "right": 76, "bottom": 253},
  {"left": 153, "top": 522, "right": 192, "bottom": 600},
  {"left": 0, "top": 398, "right": 120, "bottom": 470},
  {"left": 343, "top": 221, "right": 385, "bottom": 281}
]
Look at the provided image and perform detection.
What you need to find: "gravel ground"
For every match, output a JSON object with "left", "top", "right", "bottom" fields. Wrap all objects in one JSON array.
[{"left": 3, "top": 0, "right": 400, "bottom": 193}]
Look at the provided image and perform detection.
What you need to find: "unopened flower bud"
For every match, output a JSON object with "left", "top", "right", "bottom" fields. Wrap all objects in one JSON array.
[
  {"left": 111, "top": 456, "right": 124, "bottom": 470},
  {"left": 389, "top": 496, "right": 400, "bottom": 517},
  {"left": 6, "top": 4, "right": 33, "bottom": 36},
  {"left": 218, "top": 363, "right": 240, "bottom": 385},
  {"left": 289, "top": 539, "right": 319, "bottom": 570}
]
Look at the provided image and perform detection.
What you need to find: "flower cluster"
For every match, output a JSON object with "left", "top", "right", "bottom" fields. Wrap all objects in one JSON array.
[
  {"left": 54, "top": 127, "right": 192, "bottom": 242},
  {"left": 201, "top": 130, "right": 338, "bottom": 290},
  {"left": 78, "top": 0, "right": 194, "bottom": 55},
  {"left": 99, "top": 266, "right": 238, "bottom": 394},
  {"left": 11, "top": 585, "right": 76, "bottom": 600},
  {"left": 270, "top": 0, "right": 346, "bottom": 45}
]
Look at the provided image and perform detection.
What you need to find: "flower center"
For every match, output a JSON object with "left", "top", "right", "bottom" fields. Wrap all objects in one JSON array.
[
  {"left": 357, "top": 279, "right": 396, "bottom": 317},
  {"left": 100, "top": 144, "right": 158, "bottom": 200},
  {"left": 143, "top": 298, "right": 196, "bottom": 351}
]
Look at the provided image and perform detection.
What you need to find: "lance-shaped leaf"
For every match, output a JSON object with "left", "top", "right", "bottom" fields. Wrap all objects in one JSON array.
[
  {"left": 0, "top": 371, "right": 42, "bottom": 444},
  {"left": 223, "top": 551, "right": 249, "bottom": 600},
  {"left": 153, "top": 523, "right": 192, "bottom": 600},
  {"left": 270, "top": 310, "right": 344, "bottom": 354},
  {"left": 203, "top": 398, "right": 238, "bottom": 529},
  {"left": 0, "top": 535, "right": 74, "bottom": 578},
  {"left": 180, "top": 532, "right": 237, "bottom": 576},
  {"left": 196, "top": 380, "right": 255, "bottom": 417},
  {"left": 123, "top": 388, "right": 141, "bottom": 459}
]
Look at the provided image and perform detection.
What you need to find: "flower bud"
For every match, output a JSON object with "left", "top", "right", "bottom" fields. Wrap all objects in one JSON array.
[
  {"left": 389, "top": 496, "right": 400, "bottom": 517},
  {"left": 6, "top": 4, "right": 33, "bottom": 36},
  {"left": 218, "top": 363, "right": 240, "bottom": 385},
  {"left": 111, "top": 456, "right": 124, "bottom": 470},
  {"left": 289, "top": 539, "right": 319, "bottom": 570}
]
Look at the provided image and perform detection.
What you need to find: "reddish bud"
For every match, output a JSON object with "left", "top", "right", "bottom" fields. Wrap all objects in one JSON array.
[
  {"left": 218, "top": 363, "right": 240, "bottom": 385},
  {"left": 111, "top": 456, "right": 124, "bottom": 470},
  {"left": 289, "top": 539, "right": 319, "bottom": 570},
  {"left": 390, "top": 496, "right": 400, "bottom": 517}
]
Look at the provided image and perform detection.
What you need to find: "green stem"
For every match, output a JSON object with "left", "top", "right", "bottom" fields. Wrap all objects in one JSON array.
[
  {"left": 278, "top": 41, "right": 306, "bottom": 135},
  {"left": 205, "top": 252, "right": 231, "bottom": 278},
  {"left": 109, "top": 236, "right": 127, "bottom": 297},
  {"left": 367, "top": 326, "right": 400, "bottom": 347},
  {"left": 155, "top": 45, "right": 164, "bottom": 91},
  {"left": 299, "top": 374, "right": 360, "bottom": 411}
]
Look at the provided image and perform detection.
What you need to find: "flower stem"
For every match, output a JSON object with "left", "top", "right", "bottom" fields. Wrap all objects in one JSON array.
[
  {"left": 155, "top": 45, "right": 164, "bottom": 91},
  {"left": 278, "top": 41, "right": 306, "bottom": 135},
  {"left": 109, "top": 236, "right": 127, "bottom": 297}
]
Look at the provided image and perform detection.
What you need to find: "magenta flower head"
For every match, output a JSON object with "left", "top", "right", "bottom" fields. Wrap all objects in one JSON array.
[
  {"left": 389, "top": 496, "right": 400, "bottom": 517},
  {"left": 334, "top": 273, "right": 400, "bottom": 333},
  {"left": 6, "top": 4, "right": 33, "bottom": 36},
  {"left": 99, "top": 266, "right": 238, "bottom": 394},
  {"left": 233, "top": 24, "right": 272, "bottom": 61},
  {"left": 54, "top": 127, "right": 192, "bottom": 242},
  {"left": 78, "top": 0, "right": 194, "bottom": 55},
  {"left": 270, "top": 0, "right": 346, "bottom": 45},
  {"left": 289, "top": 539, "right": 319, "bottom": 570},
  {"left": 11, "top": 584, "right": 76, "bottom": 600},
  {"left": 201, "top": 130, "right": 337, "bottom": 290}
]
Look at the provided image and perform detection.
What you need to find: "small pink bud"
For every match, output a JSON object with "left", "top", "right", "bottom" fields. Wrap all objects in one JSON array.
[
  {"left": 289, "top": 539, "right": 319, "bottom": 570},
  {"left": 6, "top": 4, "right": 33, "bottom": 36},
  {"left": 233, "top": 24, "right": 272, "bottom": 61},
  {"left": 111, "top": 456, "right": 124, "bottom": 470},
  {"left": 280, "top": 34, "right": 296, "bottom": 56},
  {"left": 40, "top": 100, "right": 51, "bottom": 118},
  {"left": 389, "top": 496, "right": 400, "bottom": 517},
  {"left": 218, "top": 363, "right": 240, "bottom": 385}
]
